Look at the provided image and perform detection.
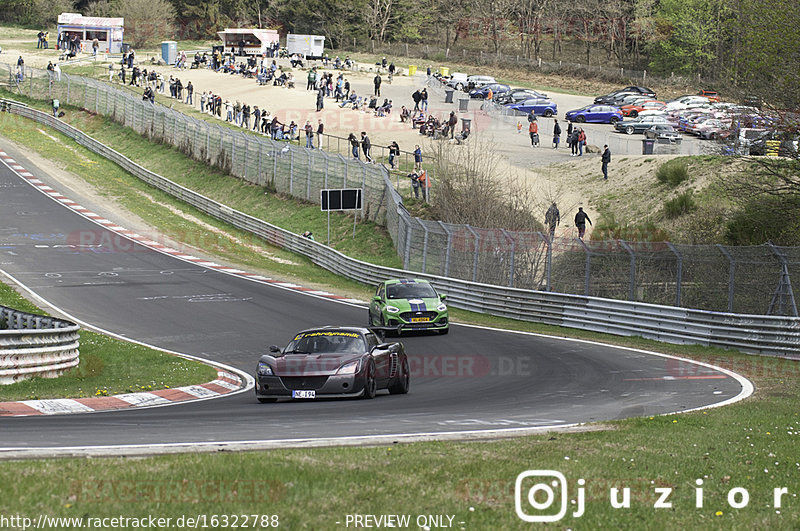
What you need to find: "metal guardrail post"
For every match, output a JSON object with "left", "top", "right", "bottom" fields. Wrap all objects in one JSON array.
[
  {"left": 578, "top": 238, "right": 592, "bottom": 296},
  {"left": 466, "top": 225, "right": 480, "bottom": 283},
  {"left": 716, "top": 244, "right": 736, "bottom": 312},
  {"left": 666, "top": 242, "right": 683, "bottom": 307},
  {"left": 438, "top": 221, "right": 453, "bottom": 278},
  {"left": 402, "top": 217, "right": 413, "bottom": 270},
  {"left": 501, "top": 229, "right": 516, "bottom": 287},
  {"left": 618, "top": 240, "right": 636, "bottom": 301}
]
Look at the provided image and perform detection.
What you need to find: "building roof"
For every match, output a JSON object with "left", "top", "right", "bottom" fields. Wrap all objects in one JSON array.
[{"left": 58, "top": 13, "right": 124, "bottom": 28}]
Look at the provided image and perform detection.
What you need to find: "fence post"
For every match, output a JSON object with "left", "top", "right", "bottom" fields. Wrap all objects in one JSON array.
[
  {"left": 543, "top": 232, "right": 552, "bottom": 292},
  {"left": 243, "top": 133, "right": 249, "bottom": 181},
  {"left": 618, "top": 240, "right": 636, "bottom": 301},
  {"left": 466, "top": 225, "right": 480, "bottom": 283},
  {"left": 289, "top": 148, "right": 294, "bottom": 195},
  {"left": 403, "top": 217, "right": 413, "bottom": 270},
  {"left": 501, "top": 229, "right": 516, "bottom": 287},
  {"left": 716, "top": 244, "right": 735, "bottom": 312},
  {"left": 578, "top": 238, "right": 592, "bottom": 296},
  {"left": 306, "top": 152, "right": 312, "bottom": 200},
  {"left": 767, "top": 242, "right": 798, "bottom": 316},
  {"left": 419, "top": 219, "right": 429, "bottom": 273},
  {"left": 666, "top": 242, "right": 683, "bottom": 307},
  {"left": 438, "top": 221, "right": 452, "bottom": 278}
]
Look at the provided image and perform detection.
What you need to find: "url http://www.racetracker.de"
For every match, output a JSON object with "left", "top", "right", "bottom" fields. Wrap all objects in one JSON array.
[{"left": 0, "top": 513, "right": 282, "bottom": 529}]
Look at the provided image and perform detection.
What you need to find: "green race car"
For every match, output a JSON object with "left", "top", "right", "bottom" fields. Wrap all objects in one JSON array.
[{"left": 368, "top": 279, "right": 449, "bottom": 334}]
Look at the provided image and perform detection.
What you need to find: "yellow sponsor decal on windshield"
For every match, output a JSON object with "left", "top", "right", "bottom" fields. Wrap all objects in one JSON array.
[{"left": 295, "top": 331, "right": 360, "bottom": 339}]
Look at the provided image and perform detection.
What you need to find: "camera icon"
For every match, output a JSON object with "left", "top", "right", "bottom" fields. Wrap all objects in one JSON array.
[{"left": 514, "top": 470, "right": 568, "bottom": 522}]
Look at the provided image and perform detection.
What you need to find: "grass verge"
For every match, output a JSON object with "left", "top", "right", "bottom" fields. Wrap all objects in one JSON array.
[{"left": 0, "top": 280, "right": 217, "bottom": 401}]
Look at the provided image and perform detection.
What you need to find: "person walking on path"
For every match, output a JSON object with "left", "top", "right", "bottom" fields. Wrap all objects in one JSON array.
[
  {"left": 412, "top": 89, "right": 422, "bottom": 111},
  {"left": 545, "top": 202, "right": 560, "bottom": 238},
  {"left": 552, "top": 119, "right": 561, "bottom": 149},
  {"left": 601, "top": 145, "right": 611, "bottom": 179},
  {"left": 528, "top": 120, "right": 539, "bottom": 147},
  {"left": 575, "top": 207, "right": 592, "bottom": 240},
  {"left": 361, "top": 132, "right": 373, "bottom": 162},
  {"left": 373, "top": 73, "right": 382, "bottom": 96}
]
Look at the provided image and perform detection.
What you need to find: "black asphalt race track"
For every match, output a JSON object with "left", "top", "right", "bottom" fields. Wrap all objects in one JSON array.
[{"left": 0, "top": 148, "right": 746, "bottom": 450}]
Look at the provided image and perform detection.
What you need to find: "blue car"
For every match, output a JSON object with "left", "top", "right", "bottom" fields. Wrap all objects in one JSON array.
[
  {"left": 468, "top": 83, "right": 511, "bottom": 99},
  {"left": 507, "top": 98, "right": 557, "bottom": 117},
  {"left": 565, "top": 104, "right": 623, "bottom": 124}
]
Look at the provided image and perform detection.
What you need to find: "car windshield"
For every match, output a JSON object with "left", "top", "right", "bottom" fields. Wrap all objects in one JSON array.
[
  {"left": 285, "top": 331, "right": 366, "bottom": 354},
  {"left": 386, "top": 282, "right": 438, "bottom": 300}
]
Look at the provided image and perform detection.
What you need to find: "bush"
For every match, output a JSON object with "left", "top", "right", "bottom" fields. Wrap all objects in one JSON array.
[
  {"left": 656, "top": 159, "right": 690, "bottom": 186},
  {"left": 724, "top": 195, "right": 800, "bottom": 246},
  {"left": 664, "top": 191, "right": 697, "bottom": 219},
  {"left": 591, "top": 213, "right": 671, "bottom": 242}
]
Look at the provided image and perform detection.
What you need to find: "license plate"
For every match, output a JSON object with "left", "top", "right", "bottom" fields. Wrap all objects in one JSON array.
[
  {"left": 410, "top": 317, "right": 430, "bottom": 322},
  {"left": 292, "top": 390, "right": 315, "bottom": 399}
]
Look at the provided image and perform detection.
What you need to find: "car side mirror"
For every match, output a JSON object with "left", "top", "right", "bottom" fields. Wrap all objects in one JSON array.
[
  {"left": 439, "top": 293, "right": 447, "bottom": 301},
  {"left": 269, "top": 345, "right": 280, "bottom": 353},
  {"left": 372, "top": 295, "right": 382, "bottom": 302}
]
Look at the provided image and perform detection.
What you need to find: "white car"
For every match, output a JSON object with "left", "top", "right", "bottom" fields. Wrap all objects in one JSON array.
[
  {"left": 467, "top": 75, "right": 496, "bottom": 90},
  {"left": 665, "top": 95, "right": 712, "bottom": 112},
  {"left": 445, "top": 72, "right": 468, "bottom": 91}
]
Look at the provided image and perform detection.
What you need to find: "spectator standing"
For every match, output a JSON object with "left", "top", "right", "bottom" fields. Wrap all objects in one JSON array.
[
  {"left": 574, "top": 207, "right": 592, "bottom": 239},
  {"left": 200, "top": 91, "right": 207, "bottom": 113},
  {"left": 409, "top": 172, "right": 420, "bottom": 198},
  {"left": 307, "top": 68, "right": 317, "bottom": 90},
  {"left": 552, "top": 119, "right": 561, "bottom": 149},
  {"left": 304, "top": 121, "right": 314, "bottom": 148},
  {"left": 412, "top": 90, "right": 422, "bottom": 111},
  {"left": 374, "top": 74, "right": 382, "bottom": 96},
  {"left": 528, "top": 120, "right": 539, "bottom": 147},
  {"left": 361, "top": 132, "right": 373, "bottom": 162},
  {"left": 578, "top": 129, "right": 587, "bottom": 156},
  {"left": 316, "top": 88, "right": 324, "bottom": 112},
  {"left": 447, "top": 111, "right": 458, "bottom": 139},
  {"left": 185, "top": 81, "right": 193, "bottom": 105},
  {"left": 569, "top": 128, "right": 579, "bottom": 156},
  {"left": 388, "top": 141, "right": 400, "bottom": 169},
  {"left": 545, "top": 203, "right": 560, "bottom": 238},
  {"left": 316, "top": 120, "right": 324, "bottom": 149},
  {"left": 601, "top": 145, "right": 611, "bottom": 180},
  {"left": 414, "top": 145, "right": 422, "bottom": 171},
  {"left": 53, "top": 62, "right": 61, "bottom": 82},
  {"left": 108, "top": 62, "right": 114, "bottom": 82},
  {"left": 51, "top": 98, "right": 59, "bottom": 117},
  {"left": 420, "top": 89, "right": 429, "bottom": 111},
  {"left": 92, "top": 38, "right": 99, "bottom": 56},
  {"left": 348, "top": 133, "right": 360, "bottom": 159}
]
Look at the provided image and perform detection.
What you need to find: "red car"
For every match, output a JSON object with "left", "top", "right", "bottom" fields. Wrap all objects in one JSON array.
[{"left": 620, "top": 100, "right": 666, "bottom": 118}]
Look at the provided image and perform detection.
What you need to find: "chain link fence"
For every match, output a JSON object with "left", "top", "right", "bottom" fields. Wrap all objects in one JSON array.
[{"left": 3, "top": 64, "right": 797, "bottom": 317}]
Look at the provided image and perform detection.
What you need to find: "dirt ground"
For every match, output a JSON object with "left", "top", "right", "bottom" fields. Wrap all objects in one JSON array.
[{"left": 0, "top": 36, "right": 706, "bottom": 239}]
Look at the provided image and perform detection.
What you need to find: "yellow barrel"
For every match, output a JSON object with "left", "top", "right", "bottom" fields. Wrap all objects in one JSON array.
[
  {"left": 440, "top": 66, "right": 450, "bottom": 76},
  {"left": 408, "top": 65, "right": 418, "bottom": 76},
  {"left": 766, "top": 139, "right": 780, "bottom": 157}
]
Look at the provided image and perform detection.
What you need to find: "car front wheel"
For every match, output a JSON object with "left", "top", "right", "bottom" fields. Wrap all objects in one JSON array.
[
  {"left": 625, "top": 126, "right": 634, "bottom": 135},
  {"left": 609, "top": 117, "right": 619, "bottom": 124},
  {"left": 630, "top": 110, "right": 639, "bottom": 118},
  {"left": 576, "top": 115, "right": 586, "bottom": 123}
]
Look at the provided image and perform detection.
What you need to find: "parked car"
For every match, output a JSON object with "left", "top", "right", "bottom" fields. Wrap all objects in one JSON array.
[
  {"left": 644, "top": 124, "right": 681, "bottom": 142},
  {"left": 466, "top": 75, "right": 496, "bottom": 90},
  {"left": 496, "top": 88, "right": 548, "bottom": 105},
  {"left": 696, "top": 119, "right": 733, "bottom": 140},
  {"left": 698, "top": 90, "right": 720, "bottom": 103},
  {"left": 507, "top": 97, "right": 557, "bottom": 117},
  {"left": 614, "top": 115, "right": 671, "bottom": 134},
  {"left": 445, "top": 72, "right": 469, "bottom": 90},
  {"left": 565, "top": 104, "right": 623, "bottom": 124},
  {"left": 594, "top": 91, "right": 641, "bottom": 105},
  {"left": 621, "top": 85, "right": 657, "bottom": 98},
  {"left": 665, "top": 95, "right": 712, "bottom": 111},
  {"left": 469, "top": 83, "right": 511, "bottom": 99},
  {"left": 620, "top": 100, "right": 666, "bottom": 117}
]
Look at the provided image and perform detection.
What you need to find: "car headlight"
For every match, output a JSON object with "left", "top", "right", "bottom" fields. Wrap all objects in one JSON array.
[
  {"left": 336, "top": 360, "right": 360, "bottom": 375},
  {"left": 257, "top": 362, "right": 273, "bottom": 376},
  {"left": 385, "top": 305, "right": 400, "bottom": 314},
  {"left": 437, "top": 303, "right": 447, "bottom": 312}
]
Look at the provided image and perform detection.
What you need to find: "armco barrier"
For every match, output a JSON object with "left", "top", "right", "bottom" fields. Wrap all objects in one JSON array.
[
  {"left": 4, "top": 104, "right": 799, "bottom": 357},
  {"left": 0, "top": 305, "right": 80, "bottom": 384}
]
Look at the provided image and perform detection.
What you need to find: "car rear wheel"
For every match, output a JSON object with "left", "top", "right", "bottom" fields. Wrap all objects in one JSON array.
[
  {"left": 362, "top": 360, "right": 377, "bottom": 399},
  {"left": 625, "top": 126, "right": 634, "bottom": 135},
  {"left": 609, "top": 117, "right": 619, "bottom": 124},
  {"left": 630, "top": 110, "right": 639, "bottom": 118},
  {"left": 543, "top": 109, "right": 553, "bottom": 117},
  {"left": 455, "top": 83, "right": 463, "bottom": 91},
  {"left": 388, "top": 358, "right": 410, "bottom": 394}
]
